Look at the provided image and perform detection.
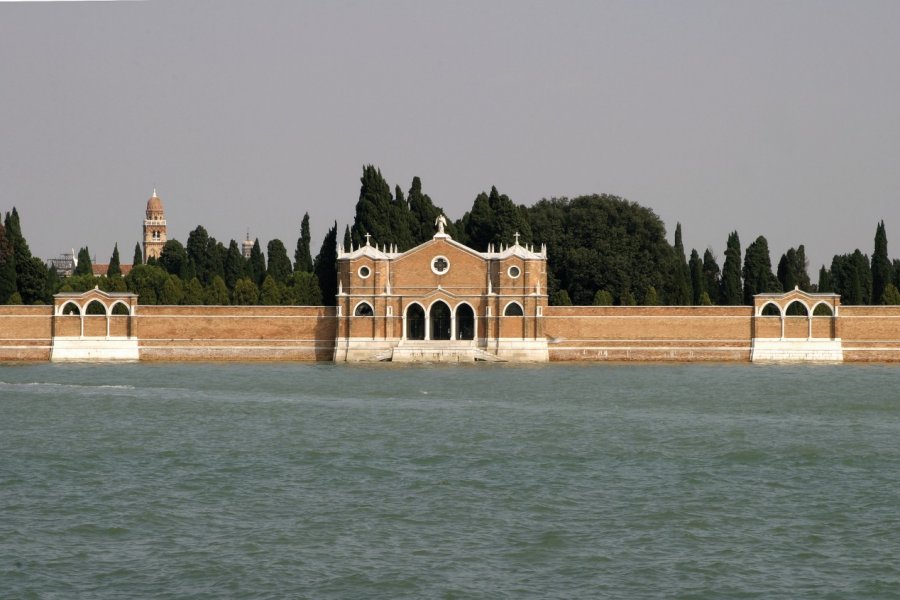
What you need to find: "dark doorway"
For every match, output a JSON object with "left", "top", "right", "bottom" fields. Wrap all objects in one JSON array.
[
  {"left": 406, "top": 304, "right": 425, "bottom": 340},
  {"left": 430, "top": 301, "right": 451, "bottom": 340},
  {"left": 456, "top": 304, "right": 475, "bottom": 340}
]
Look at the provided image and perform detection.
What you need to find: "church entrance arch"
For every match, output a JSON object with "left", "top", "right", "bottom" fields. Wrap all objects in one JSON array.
[
  {"left": 406, "top": 303, "right": 425, "bottom": 340},
  {"left": 430, "top": 301, "right": 452, "bottom": 341},
  {"left": 456, "top": 303, "right": 475, "bottom": 340}
]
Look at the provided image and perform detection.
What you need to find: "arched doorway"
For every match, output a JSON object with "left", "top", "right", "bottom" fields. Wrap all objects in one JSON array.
[
  {"left": 406, "top": 304, "right": 425, "bottom": 340},
  {"left": 430, "top": 301, "right": 451, "bottom": 340},
  {"left": 456, "top": 303, "right": 475, "bottom": 340}
]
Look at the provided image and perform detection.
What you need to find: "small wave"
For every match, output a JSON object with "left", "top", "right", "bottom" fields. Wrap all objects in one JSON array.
[{"left": 0, "top": 381, "right": 136, "bottom": 390}]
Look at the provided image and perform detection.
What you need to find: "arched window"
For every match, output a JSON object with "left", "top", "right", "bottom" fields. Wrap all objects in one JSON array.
[
  {"left": 406, "top": 304, "right": 425, "bottom": 340},
  {"left": 456, "top": 303, "right": 475, "bottom": 340},
  {"left": 61, "top": 302, "right": 81, "bottom": 316},
  {"left": 503, "top": 302, "right": 524, "bottom": 317},
  {"left": 354, "top": 302, "right": 374, "bottom": 317},
  {"left": 430, "top": 301, "right": 451, "bottom": 340},
  {"left": 85, "top": 300, "right": 107, "bottom": 316},
  {"left": 813, "top": 303, "right": 834, "bottom": 317},
  {"left": 761, "top": 303, "right": 781, "bottom": 317},
  {"left": 111, "top": 302, "right": 131, "bottom": 316},
  {"left": 785, "top": 301, "right": 809, "bottom": 317}
]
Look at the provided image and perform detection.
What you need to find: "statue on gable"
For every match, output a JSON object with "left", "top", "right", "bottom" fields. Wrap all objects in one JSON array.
[{"left": 435, "top": 213, "right": 447, "bottom": 234}]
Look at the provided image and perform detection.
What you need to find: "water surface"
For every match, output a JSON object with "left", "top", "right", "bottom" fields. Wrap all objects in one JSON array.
[{"left": 2, "top": 362, "right": 899, "bottom": 598}]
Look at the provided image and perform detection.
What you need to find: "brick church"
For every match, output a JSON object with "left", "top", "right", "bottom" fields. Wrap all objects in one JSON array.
[{"left": 333, "top": 217, "right": 550, "bottom": 361}]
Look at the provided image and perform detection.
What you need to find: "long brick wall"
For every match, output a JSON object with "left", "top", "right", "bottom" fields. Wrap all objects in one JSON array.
[
  {"left": 135, "top": 306, "right": 337, "bottom": 361},
  {"left": 0, "top": 306, "right": 53, "bottom": 361},
  {"left": 543, "top": 306, "right": 754, "bottom": 361},
  {"left": 4, "top": 304, "right": 900, "bottom": 362}
]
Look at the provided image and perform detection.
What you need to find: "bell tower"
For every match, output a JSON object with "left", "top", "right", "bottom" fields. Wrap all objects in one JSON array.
[{"left": 143, "top": 189, "right": 167, "bottom": 262}]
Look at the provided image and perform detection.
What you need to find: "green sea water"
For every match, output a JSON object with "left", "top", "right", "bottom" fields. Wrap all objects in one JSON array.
[{"left": 2, "top": 362, "right": 900, "bottom": 599}]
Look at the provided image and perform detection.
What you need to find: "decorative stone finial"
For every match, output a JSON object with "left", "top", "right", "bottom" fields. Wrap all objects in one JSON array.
[{"left": 435, "top": 214, "right": 447, "bottom": 235}]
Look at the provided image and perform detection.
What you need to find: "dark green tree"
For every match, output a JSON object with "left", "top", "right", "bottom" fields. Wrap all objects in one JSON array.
[
  {"left": 124, "top": 264, "right": 170, "bottom": 305},
  {"left": 266, "top": 239, "right": 293, "bottom": 283},
  {"left": 829, "top": 251, "right": 872, "bottom": 305},
  {"left": 259, "top": 274, "right": 281, "bottom": 305},
  {"left": 183, "top": 277, "right": 204, "bottom": 305},
  {"left": 285, "top": 271, "right": 323, "bottom": 305},
  {"left": 721, "top": 231, "right": 742, "bottom": 305},
  {"left": 314, "top": 221, "right": 338, "bottom": 306},
  {"left": 107, "top": 243, "right": 122, "bottom": 277},
  {"left": 689, "top": 249, "right": 705, "bottom": 305},
  {"left": 223, "top": 240, "right": 245, "bottom": 290},
  {"left": 777, "top": 246, "right": 810, "bottom": 292},
  {"left": 872, "top": 220, "right": 891, "bottom": 304},
  {"left": 74, "top": 247, "right": 93, "bottom": 277},
  {"left": 248, "top": 239, "right": 266, "bottom": 287},
  {"left": 702, "top": 249, "right": 721, "bottom": 305},
  {"left": 351, "top": 165, "right": 395, "bottom": 248},
  {"left": 186, "top": 226, "right": 212, "bottom": 283},
  {"left": 742, "top": 236, "right": 780, "bottom": 304},
  {"left": 343, "top": 225, "right": 352, "bottom": 253},
  {"left": 133, "top": 242, "right": 143, "bottom": 266},
  {"left": 232, "top": 278, "right": 259, "bottom": 305},
  {"left": 159, "top": 240, "right": 189, "bottom": 279},
  {"left": 818, "top": 266, "right": 833, "bottom": 292},
  {"left": 3, "top": 207, "right": 48, "bottom": 303},
  {"left": 668, "top": 223, "right": 692, "bottom": 305},
  {"left": 0, "top": 222, "right": 16, "bottom": 303},
  {"left": 294, "top": 213, "right": 314, "bottom": 273},
  {"left": 204, "top": 275, "right": 230, "bottom": 305}
]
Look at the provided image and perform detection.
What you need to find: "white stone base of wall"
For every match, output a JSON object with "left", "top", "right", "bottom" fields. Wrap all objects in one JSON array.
[
  {"left": 750, "top": 338, "right": 843, "bottom": 362},
  {"left": 334, "top": 337, "right": 549, "bottom": 362},
  {"left": 50, "top": 337, "right": 140, "bottom": 361}
]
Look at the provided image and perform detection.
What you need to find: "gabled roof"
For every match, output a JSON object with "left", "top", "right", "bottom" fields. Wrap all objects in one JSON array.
[{"left": 337, "top": 232, "right": 546, "bottom": 262}]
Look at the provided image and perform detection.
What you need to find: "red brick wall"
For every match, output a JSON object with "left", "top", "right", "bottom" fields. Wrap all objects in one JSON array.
[{"left": 0, "top": 306, "right": 53, "bottom": 360}]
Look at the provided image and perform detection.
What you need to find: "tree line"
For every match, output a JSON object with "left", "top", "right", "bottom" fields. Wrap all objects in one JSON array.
[{"left": 3, "top": 166, "right": 900, "bottom": 306}]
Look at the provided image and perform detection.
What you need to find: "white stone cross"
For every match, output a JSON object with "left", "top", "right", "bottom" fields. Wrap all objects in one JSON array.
[
  {"left": 364, "top": 232, "right": 371, "bottom": 246},
  {"left": 514, "top": 231, "right": 520, "bottom": 245}
]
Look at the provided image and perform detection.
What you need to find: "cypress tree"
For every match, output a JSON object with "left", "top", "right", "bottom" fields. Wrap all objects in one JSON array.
[
  {"left": 183, "top": 277, "right": 204, "bottom": 305},
  {"left": 3, "top": 207, "right": 48, "bottom": 303},
  {"left": 133, "top": 242, "right": 143, "bottom": 266},
  {"left": 232, "top": 278, "right": 259, "bottom": 305},
  {"left": 314, "top": 221, "right": 338, "bottom": 306},
  {"left": 742, "top": 236, "right": 779, "bottom": 304},
  {"left": 223, "top": 240, "right": 244, "bottom": 290},
  {"left": 160, "top": 240, "right": 190, "bottom": 279},
  {"left": 107, "top": 243, "right": 122, "bottom": 277},
  {"left": 294, "top": 213, "right": 314, "bottom": 273},
  {"left": 872, "top": 220, "right": 891, "bottom": 304},
  {"left": 74, "top": 247, "right": 93, "bottom": 277},
  {"left": 702, "top": 249, "right": 721, "bottom": 305},
  {"left": 204, "top": 275, "right": 230, "bottom": 305},
  {"left": 266, "top": 239, "right": 293, "bottom": 283},
  {"left": 351, "top": 165, "right": 394, "bottom": 248},
  {"left": 689, "top": 248, "right": 705, "bottom": 305},
  {"left": 0, "top": 223, "right": 16, "bottom": 303},
  {"left": 669, "top": 223, "right": 692, "bottom": 305},
  {"left": 186, "top": 226, "right": 211, "bottom": 283},
  {"left": 818, "top": 266, "right": 833, "bottom": 293},
  {"left": 721, "top": 231, "right": 742, "bottom": 305},
  {"left": 342, "top": 225, "right": 352, "bottom": 253},
  {"left": 248, "top": 239, "right": 266, "bottom": 286}
]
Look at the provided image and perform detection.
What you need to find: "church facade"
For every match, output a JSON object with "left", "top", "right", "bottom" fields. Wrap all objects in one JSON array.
[{"left": 333, "top": 222, "right": 550, "bottom": 362}]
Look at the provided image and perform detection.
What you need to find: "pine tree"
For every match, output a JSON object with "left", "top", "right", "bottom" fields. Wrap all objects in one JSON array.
[
  {"left": 107, "top": 243, "right": 122, "bottom": 277},
  {"left": 314, "top": 222, "right": 338, "bottom": 306},
  {"left": 266, "top": 239, "right": 293, "bottom": 283},
  {"left": 872, "top": 220, "right": 891, "bottom": 304},
  {"left": 75, "top": 247, "right": 93, "bottom": 277},
  {"left": 294, "top": 213, "right": 314, "bottom": 273},
  {"left": 721, "top": 231, "right": 742, "bottom": 305},
  {"left": 133, "top": 242, "right": 143, "bottom": 266}
]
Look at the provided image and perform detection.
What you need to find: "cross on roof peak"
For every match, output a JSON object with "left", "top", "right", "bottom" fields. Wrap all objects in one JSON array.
[
  {"left": 364, "top": 232, "right": 371, "bottom": 246},
  {"left": 514, "top": 231, "right": 520, "bottom": 245}
]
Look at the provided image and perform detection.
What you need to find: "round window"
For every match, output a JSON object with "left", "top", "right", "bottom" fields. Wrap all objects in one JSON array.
[
  {"left": 431, "top": 255, "right": 450, "bottom": 275},
  {"left": 358, "top": 265, "right": 371, "bottom": 279},
  {"left": 508, "top": 265, "right": 521, "bottom": 279}
]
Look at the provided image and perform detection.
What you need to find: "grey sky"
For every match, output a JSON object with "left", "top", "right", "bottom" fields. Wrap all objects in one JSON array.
[{"left": 2, "top": 0, "right": 899, "bottom": 276}]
